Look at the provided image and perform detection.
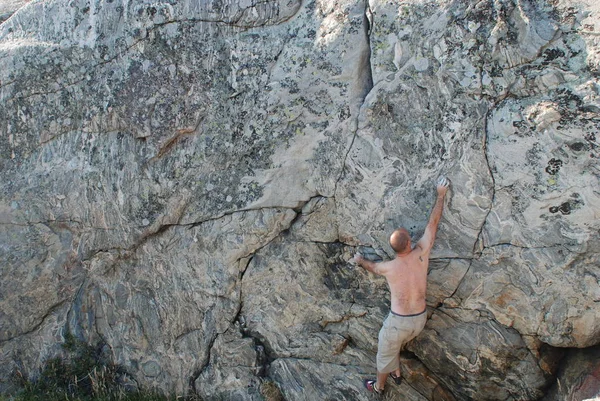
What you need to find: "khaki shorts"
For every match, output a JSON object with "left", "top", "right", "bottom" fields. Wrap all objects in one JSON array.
[{"left": 376, "top": 310, "right": 427, "bottom": 373}]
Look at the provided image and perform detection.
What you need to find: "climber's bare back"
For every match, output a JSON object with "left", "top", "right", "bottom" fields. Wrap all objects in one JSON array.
[{"left": 378, "top": 243, "right": 429, "bottom": 315}]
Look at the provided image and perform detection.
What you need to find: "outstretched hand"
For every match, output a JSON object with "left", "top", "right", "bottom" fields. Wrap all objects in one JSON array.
[
  {"left": 437, "top": 176, "right": 450, "bottom": 197},
  {"left": 352, "top": 252, "right": 363, "bottom": 264}
]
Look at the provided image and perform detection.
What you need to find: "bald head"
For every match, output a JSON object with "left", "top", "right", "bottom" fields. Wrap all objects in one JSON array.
[{"left": 390, "top": 228, "right": 411, "bottom": 254}]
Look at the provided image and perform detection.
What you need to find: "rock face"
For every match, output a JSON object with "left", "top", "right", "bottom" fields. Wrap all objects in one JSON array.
[
  {"left": 542, "top": 345, "right": 600, "bottom": 401},
  {"left": 0, "top": 0, "right": 599, "bottom": 400},
  {"left": 0, "top": 0, "right": 30, "bottom": 24}
]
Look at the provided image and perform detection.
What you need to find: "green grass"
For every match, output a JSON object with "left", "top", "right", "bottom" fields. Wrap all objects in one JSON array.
[{"left": 4, "top": 333, "right": 189, "bottom": 401}]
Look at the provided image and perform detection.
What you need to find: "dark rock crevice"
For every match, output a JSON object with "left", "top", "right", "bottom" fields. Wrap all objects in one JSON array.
[
  {"left": 474, "top": 104, "right": 497, "bottom": 257},
  {"left": 147, "top": 1, "right": 302, "bottom": 31},
  {"left": 358, "top": 0, "right": 374, "bottom": 104},
  {"left": 237, "top": 322, "right": 274, "bottom": 379},
  {"left": 430, "top": 256, "right": 474, "bottom": 262},
  {"left": 443, "top": 102, "right": 497, "bottom": 302},
  {"left": 443, "top": 257, "right": 475, "bottom": 305},
  {"left": 335, "top": 0, "right": 375, "bottom": 194},
  {"left": 65, "top": 275, "right": 91, "bottom": 340},
  {"left": 189, "top": 331, "right": 220, "bottom": 394},
  {"left": 189, "top": 202, "right": 308, "bottom": 230},
  {"left": 483, "top": 242, "right": 569, "bottom": 251}
]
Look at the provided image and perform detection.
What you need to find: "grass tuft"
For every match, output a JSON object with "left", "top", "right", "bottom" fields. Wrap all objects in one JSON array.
[
  {"left": 259, "top": 380, "right": 283, "bottom": 401},
  {"left": 5, "top": 332, "right": 193, "bottom": 401}
]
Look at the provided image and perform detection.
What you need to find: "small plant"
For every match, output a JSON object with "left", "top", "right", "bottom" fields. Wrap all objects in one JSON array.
[
  {"left": 8, "top": 332, "right": 182, "bottom": 401},
  {"left": 259, "top": 380, "right": 283, "bottom": 401}
]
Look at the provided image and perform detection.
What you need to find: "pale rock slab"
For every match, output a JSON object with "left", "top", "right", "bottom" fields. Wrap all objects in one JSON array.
[{"left": 0, "top": 0, "right": 599, "bottom": 400}]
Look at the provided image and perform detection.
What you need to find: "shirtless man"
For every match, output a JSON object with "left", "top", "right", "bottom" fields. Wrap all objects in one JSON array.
[{"left": 353, "top": 177, "right": 450, "bottom": 395}]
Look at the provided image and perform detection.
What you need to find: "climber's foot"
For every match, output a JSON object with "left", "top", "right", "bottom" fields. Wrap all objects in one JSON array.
[{"left": 364, "top": 379, "right": 382, "bottom": 395}]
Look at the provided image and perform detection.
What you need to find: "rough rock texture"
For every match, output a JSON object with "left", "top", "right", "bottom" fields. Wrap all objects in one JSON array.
[
  {"left": 0, "top": 0, "right": 599, "bottom": 400},
  {"left": 0, "top": 0, "right": 30, "bottom": 24},
  {"left": 542, "top": 345, "right": 600, "bottom": 401}
]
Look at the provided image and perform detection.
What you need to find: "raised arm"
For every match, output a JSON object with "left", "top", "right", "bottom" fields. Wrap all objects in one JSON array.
[{"left": 417, "top": 177, "right": 450, "bottom": 253}]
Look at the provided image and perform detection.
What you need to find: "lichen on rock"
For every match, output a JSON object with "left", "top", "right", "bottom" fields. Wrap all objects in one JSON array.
[{"left": 1, "top": 0, "right": 599, "bottom": 400}]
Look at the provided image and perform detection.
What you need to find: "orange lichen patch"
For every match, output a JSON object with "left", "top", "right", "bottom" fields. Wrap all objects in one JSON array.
[
  {"left": 570, "top": 311, "right": 600, "bottom": 347},
  {"left": 493, "top": 290, "right": 517, "bottom": 309},
  {"left": 150, "top": 127, "right": 197, "bottom": 161},
  {"left": 319, "top": 311, "right": 367, "bottom": 329},
  {"left": 332, "top": 337, "right": 349, "bottom": 355}
]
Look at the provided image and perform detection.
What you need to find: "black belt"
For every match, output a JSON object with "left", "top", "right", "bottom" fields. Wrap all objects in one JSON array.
[{"left": 390, "top": 308, "right": 426, "bottom": 317}]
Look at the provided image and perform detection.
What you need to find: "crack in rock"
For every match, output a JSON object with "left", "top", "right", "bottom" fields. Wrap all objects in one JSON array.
[{"left": 0, "top": 299, "right": 68, "bottom": 345}]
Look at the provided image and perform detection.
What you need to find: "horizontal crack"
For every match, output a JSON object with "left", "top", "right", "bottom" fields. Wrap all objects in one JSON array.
[
  {"left": 188, "top": 204, "right": 301, "bottom": 229},
  {"left": 0, "top": 219, "right": 84, "bottom": 227},
  {"left": 430, "top": 256, "right": 475, "bottom": 261},
  {"left": 319, "top": 311, "right": 367, "bottom": 330},
  {"left": 483, "top": 242, "right": 568, "bottom": 250}
]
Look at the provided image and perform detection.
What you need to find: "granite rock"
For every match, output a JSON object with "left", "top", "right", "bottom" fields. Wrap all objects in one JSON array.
[
  {"left": 542, "top": 345, "right": 600, "bottom": 401},
  {"left": 1, "top": 0, "right": 599, "bottom": 400}
]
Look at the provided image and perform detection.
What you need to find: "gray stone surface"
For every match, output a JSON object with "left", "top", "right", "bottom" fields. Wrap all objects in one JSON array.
[
  {"left": 411, "top": 308, "right": 554, "bottom": 400},
  {"left": 194, "top": 323, "right": 264, "bottom": 401},
  {"left": 268, "top": 358, "right": 430, "bottom": 401},
  {"left": 542, "top": 345, "right": 600, "bottom": 401},
  {"left": 0, "top": 0, "right": 30, "bottom": 24},
  {"left": 1, "top": 0, "right": 599, "bottom": 400}
]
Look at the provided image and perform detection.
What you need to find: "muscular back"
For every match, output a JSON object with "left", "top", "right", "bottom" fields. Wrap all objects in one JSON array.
[{"left": 380, "top": 245, "right": 430, "bottom": 315}]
